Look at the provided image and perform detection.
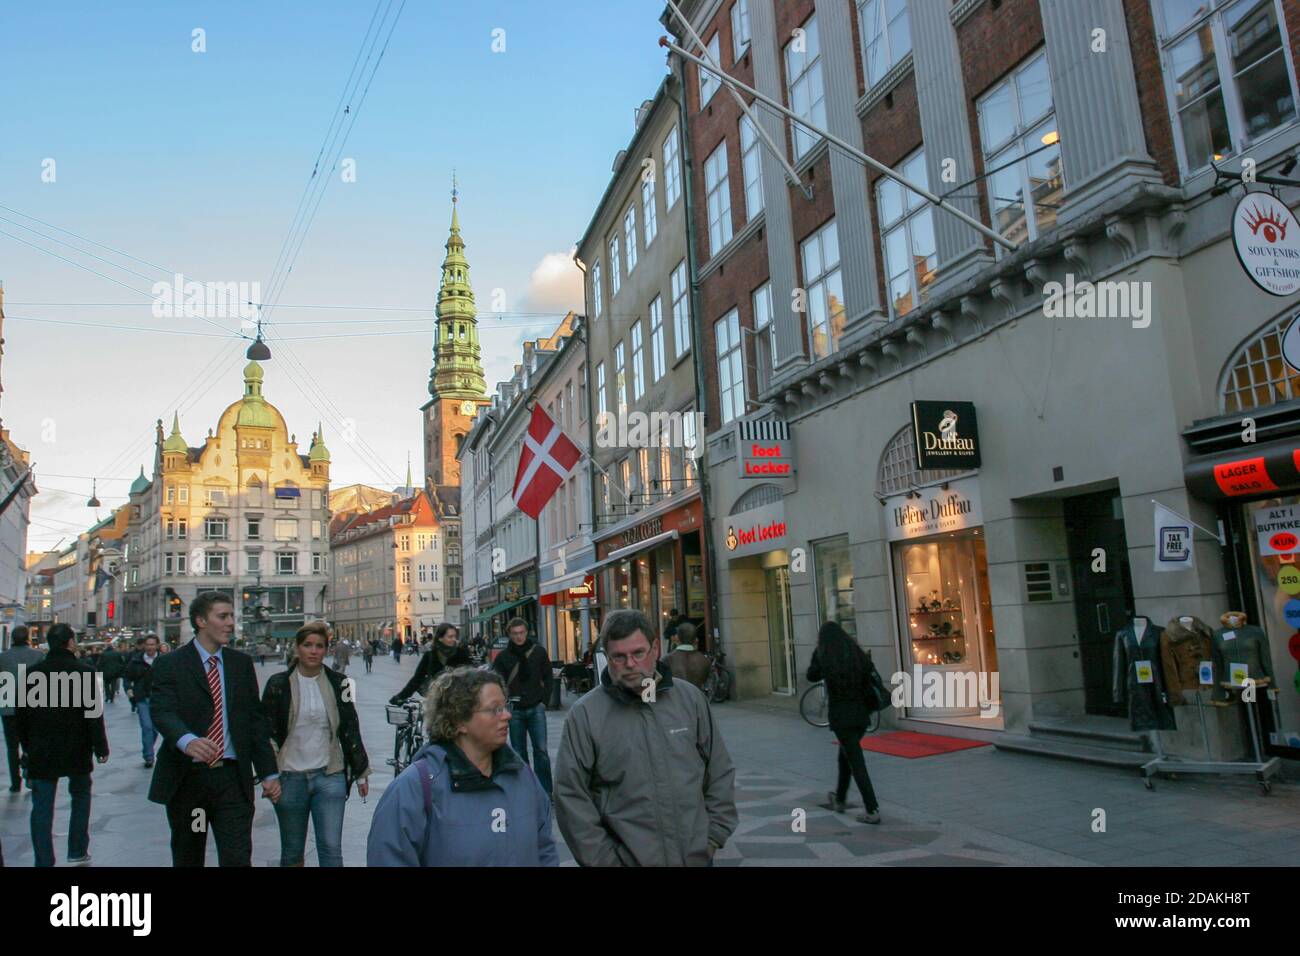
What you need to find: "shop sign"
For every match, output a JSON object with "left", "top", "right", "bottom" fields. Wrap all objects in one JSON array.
[
  {"left": 1256, "top": 504, "right": 1300, "bottom": 556},
  {"left": 885, "top": 478, "right": 982, "bottom": 542},
  {"left": 911, "top": 402, "right": 981, "bottom": 470},
  {"left": 618, "top": 517, "right": 662, "bottom": 551},
  {"left": 736, "top": 419, "right": 795, "bottom": 479},
  {"left": 723, "top": 500, "right": 788, "bottom": 560},
  {"left": 503, "top": 579, "right": 522, "bottom": 602},
  {"left": 1153, "top": 501, "right": 1193, "bottom": 572},
  {"left": 569, "top": 575, "right": 595, "bottom": 598},
  {"left": 1212, "top": 456, "right": 1278, "bottom": 496},
  {"left": 1232, "top": 192, "right": 1300, "bottom": 297}
]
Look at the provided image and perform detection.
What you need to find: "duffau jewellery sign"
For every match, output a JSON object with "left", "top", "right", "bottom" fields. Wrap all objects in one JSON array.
[
  {"left": 911, "top": 401, "right": 981, "bottom": 470},
  {"left": 886, "top": 478, "right": 983, "bottom": 542}
]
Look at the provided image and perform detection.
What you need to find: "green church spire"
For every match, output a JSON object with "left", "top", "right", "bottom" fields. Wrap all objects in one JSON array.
[{"left": 429, "top": 177, "right": 487, "bottom": 400}]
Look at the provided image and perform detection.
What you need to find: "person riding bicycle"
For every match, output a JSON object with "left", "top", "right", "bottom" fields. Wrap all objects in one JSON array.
[
  {"left": 389, "top": 623, "right": 471, "bottom": 706},
  {"left": 663, "top": 623, "right": 710, "bottom": 690}
]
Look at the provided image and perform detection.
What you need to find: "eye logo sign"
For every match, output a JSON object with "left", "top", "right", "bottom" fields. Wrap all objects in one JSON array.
[{"left": 1232, "top": 192, "right": 1300, "bottom": 297}]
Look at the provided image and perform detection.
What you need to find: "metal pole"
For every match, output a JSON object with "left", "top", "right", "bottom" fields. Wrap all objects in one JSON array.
[
  {"left": 659, "top": 36, "right": 1018, "bottom": 252},
  {"left": 662, "top": 0, "right": 810, "bottom": 198}
]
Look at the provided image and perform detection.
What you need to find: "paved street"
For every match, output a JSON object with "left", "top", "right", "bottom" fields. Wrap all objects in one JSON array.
[{"left": 2, "top": 652, "right": 1298, "bottom": 866}]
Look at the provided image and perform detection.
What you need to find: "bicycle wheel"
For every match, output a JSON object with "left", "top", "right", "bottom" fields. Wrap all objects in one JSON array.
[
  {"left": 865, "top": 707, "right": 881, "bottom": 734},
  {"left": 391, "top": 728, "right": 408, "bottom": 773},
  {"left": 800, "top": 683, "right": 830, "bottom": 727},
  {"left": 710, "top": 666, "right": 732, "bottom": 703}
]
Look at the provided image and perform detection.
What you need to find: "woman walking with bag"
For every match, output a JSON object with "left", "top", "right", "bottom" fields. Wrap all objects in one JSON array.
[
  {"left": 262, "top": 621, "right": 371, "bottom": 866},
  {"left": 806, "top": 621, "right": 882, "bottom": 825}
]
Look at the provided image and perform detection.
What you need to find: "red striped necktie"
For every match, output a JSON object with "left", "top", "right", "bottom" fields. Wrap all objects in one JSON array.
[{"left": 205, "top": 658, "right": 224, "bottom": 766}]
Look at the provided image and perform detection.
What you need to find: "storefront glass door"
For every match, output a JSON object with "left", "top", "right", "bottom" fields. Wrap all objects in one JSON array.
[
  {"left": 765, "top": 566, "right": 796, "bottom": 694},
  {"left": 893, "top": 531, "right": 995, "bottom": 717}
]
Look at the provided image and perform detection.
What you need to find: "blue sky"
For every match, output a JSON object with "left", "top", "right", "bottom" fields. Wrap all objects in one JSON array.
[{"left": 0, "top": 1, "right": 671, "bottom": 550}]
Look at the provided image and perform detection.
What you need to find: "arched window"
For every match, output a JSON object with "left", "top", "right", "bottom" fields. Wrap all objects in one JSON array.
[
  {"left": 877, "top": 425, "right": 972, "bottom": 497},
  {"left": 1220, "top": 311, "right": 1300, "bottom": 413},
  {"left": 728, "top": 482, "right": 782, "bottom": 516}
]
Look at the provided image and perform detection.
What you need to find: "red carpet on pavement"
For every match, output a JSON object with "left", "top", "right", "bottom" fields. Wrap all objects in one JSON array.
[{"left": 857, "top": 731, "right": 990, "bottom": 759}]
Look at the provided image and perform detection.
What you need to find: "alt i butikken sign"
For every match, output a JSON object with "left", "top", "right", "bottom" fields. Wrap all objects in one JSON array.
[{"left": 1232, "top": 192, "right": 1300, "bottom": 297}]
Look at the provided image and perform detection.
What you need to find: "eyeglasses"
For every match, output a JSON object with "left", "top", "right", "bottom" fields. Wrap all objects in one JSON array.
[
  {"left": 474, "top": 704, "right": 512, "bottom": 718},
  {"left": 608, "top": 647, "right": 653, "bottom": 666}
]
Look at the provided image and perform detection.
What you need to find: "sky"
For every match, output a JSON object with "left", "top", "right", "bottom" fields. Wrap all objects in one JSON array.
[{"left": 0, "top": 0, "right": 672, "bottom": 551}]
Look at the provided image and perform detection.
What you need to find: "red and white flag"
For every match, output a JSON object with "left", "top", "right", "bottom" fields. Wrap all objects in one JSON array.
[{"left": 512, "top": 404, "right": 582, "bottom": 519}]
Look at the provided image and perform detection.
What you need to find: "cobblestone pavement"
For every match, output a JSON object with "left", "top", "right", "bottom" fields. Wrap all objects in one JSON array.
[{"left": 3, "top": 655, "right": 1297, "bottom": 866}]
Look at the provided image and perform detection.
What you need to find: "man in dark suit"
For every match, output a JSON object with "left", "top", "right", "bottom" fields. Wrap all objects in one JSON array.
[{"left": 147, "top": 591, "right": 280, "bottom": 866}]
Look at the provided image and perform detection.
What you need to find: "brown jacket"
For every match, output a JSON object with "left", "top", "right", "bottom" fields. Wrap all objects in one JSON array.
[
  {"left": 665, "top": 646, "right": 711, "bottom": 689},
  {"left": 1159, "top": 617, "right": 1214, "bottom": 702}
]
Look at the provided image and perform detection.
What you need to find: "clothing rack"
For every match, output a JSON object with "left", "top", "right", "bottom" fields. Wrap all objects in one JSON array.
[{"left": 1140, "top": 682, "right": 1281, "bottom": 793}]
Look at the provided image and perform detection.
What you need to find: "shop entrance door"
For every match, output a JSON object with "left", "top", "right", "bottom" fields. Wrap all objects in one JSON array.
[
  {"left": 1064, "top": 490, "right": 1133, "bottom": 717},
  {"left": 765, "top": 566, "right": 796, "bottom": 694}
]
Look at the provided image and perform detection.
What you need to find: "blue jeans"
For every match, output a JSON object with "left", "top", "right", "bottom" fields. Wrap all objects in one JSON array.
[
  {"left": 272, "top": 769, "right": 347, "bottom": 866},
  {"left": 30, "top": 775, "right": 91, "bottom": 867},
  {"left": 508, "top": 703, "right": 552, "bottom": 795},
  {"left": 136, "top": 700, "right": 157, "bottom": 761}
]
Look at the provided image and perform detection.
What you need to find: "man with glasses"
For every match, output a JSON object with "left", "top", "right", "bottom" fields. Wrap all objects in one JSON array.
[{"left": 554, "top": 609, "right": 737, "bottom": 866}]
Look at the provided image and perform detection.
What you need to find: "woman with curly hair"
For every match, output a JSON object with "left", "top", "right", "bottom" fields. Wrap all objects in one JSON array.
[{"left": 366, "top": 666, "right": 558, "bottom": 866}]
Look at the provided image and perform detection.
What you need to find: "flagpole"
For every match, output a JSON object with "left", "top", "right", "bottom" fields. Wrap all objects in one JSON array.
[{"left": 1151, "top": 499, "right": 1226, "bottom": 546}]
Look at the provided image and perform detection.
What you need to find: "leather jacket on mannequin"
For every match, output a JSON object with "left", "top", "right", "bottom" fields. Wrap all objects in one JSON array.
[
  {"left": 1113, "top": 616, "right": 1177, "bottom": 731},
  {"left": 1213, "top": 611, "right": 1273, "bottom": 701},
  {"left": 1159, "top": 616, "right": 1215, "bottom": 703}
]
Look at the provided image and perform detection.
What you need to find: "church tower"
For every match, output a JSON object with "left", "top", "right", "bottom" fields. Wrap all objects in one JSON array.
[{"left": 421, "top": 180, "right": 488, "bottom": 490}]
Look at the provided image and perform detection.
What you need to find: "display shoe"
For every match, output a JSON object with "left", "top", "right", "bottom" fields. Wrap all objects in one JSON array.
[
  {"left": 857, "top": 809, "right": 881, "bottom": 825},
  {"left": 826, "top": 791, "right": 847, "bottom": 813}
]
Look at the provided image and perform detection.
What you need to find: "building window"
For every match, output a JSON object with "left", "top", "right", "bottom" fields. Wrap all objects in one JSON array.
[
  {"left": 592, "top": 260, "right": 603, "bottom": 317},
  {"left": 609, "top": 236, "right": 621, "bottom": 296},
  {"left": 752, "top": 281, "right": 775, "bottom": 394},
  {"left": 642, "top": 176, "right": 658, "bottom": 245},
  {"left": 977, "top": 49, "right": 1062, "bottom": 246},
  {"left": 801, "top": 219, "right": 846, "bottom": 360},
  {"left": 671, "top": 260, "right": 691, "bottom": 358},
  {"left": 205, "top": 487, "right": 227, "bottom": 507},
  {"left": 247, "top": 517, "right": 261, "bottom": 540},
  {"left": 878, "top": 424, "right": 970, "bottom": 496},
  {"left": 700, "top": 33, "right": 722, "bottom": 106},
  {"left": 620, "top": 457, "right": 632, "bottom": 509},
  {"left": 878, "top": 149, "right": 939, "bottom": 318},
  {"left": 636, "top": 448, "right": 651, "bottom": 503},
  {"left": 624, "top": 206, "right": 638, "bottom": 273},
  {"left": 400, "top": 563, "right": 410, "bottom": 585},
  {"left": 615, "top": 341, "right": 627, "bottom": 411},
  {"left": 178, "top": 486, "right": 189, "bottom": 504},
  {"left": 704, "top": 140, "right": 733, "bottom": 256},
  {"left": 859, "top": 0, "right": 911, "bottom": 87},
  {"left": 716, "top": 309, "right": 746, "bottom": 425},
  {"left": 1220, "top": 312, "right": 1300, "bottom": 412},
  {"left": 740, "top": 115, "right": 764, "bottom": 221},
  {"left": 206, "top": 551, "right": 228, "bottom": 576},
  {"left": 650, "top": 296, "right": 666, "bottom": 382},
  {"left": 312, "top": 553, "right": 326, "bottom": 574},
  {"left": 163, "top": 553, "right": 174, "bottom": 575},
  {"left": 177, "top": 518, "right": 187, "bottom": 540},
  {"left": 1154, "top": 0, "right": 1298, "bottom": 176},
  {"left": 274, "top": 518, "right": 298, "bottom": 542},
  {"left": 176, "top": 551, "right": 187, "bottom": 574},
  {"left": 166, "top": 485, "right": 175, "bottom": 504},
  {"left": 418, "top": 563, "right": 427, "bottom": 584},
  {"left": 276, "top": 552, "right": 297, "bottom": 575},
  {"left": 785, "top": 14, "right": 826, "bottom": 160},
  {"left": 312, "top": 520, "right": 322, "bottom": 540},
  {"left": 596, "top": 362, "right": 607, "bottom": 419},
  {"left": 663, "top": 125, "right": 682, "bottom": 207},
  {"left": 449, "top": 574, "right": 461, "bottom": 600},
  {"left": 813, "top": 536, "right": 856, "bottom": 638},
  {"left": 204, "top": 517, "right": 228, "bottom": 540},
  {"left": 631, "top": 320, "right": 645, "bottom": 401},
  {"left": 682, "top": 408, "right": 699, "bottom": 487},
  {"left": 732, "top": 0, "right": 751, "bottom": 59},
  {"left": 247, "top": 552, "right": 261, "bottom": 574}
]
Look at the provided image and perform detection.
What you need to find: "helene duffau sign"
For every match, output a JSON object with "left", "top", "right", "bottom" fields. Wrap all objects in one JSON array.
[
  {"left": 911, "top": 401, "right": 981, "bottom": 470},
  {"left": 886, "top": 477, "right": 983, "bottom": 542}
]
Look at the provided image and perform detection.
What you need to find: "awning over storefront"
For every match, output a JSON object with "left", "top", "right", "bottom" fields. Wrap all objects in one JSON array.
[
  {"left": 468, "top": 597, "right": 531, "bottom": 623},
  {"left": 540, "top": 568, "right": 595, "bottom": 596},
  {"left": 1184, "top": 436, "right": 1300, "bottom": 500},
  {"left": 603, "top": 529, "right": 679, "bottom": 565}
]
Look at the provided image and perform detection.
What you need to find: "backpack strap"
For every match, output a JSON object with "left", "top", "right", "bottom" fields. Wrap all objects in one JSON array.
[{"left": 417, "top": 756, "right": 434, "bottom": 815}]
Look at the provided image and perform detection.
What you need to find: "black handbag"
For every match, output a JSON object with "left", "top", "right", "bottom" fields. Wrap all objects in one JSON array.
[{"left": 864, "top": 652, "right": 891, "bottom": 713}]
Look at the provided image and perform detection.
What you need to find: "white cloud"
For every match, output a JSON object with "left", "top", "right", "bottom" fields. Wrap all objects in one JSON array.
[{"left": 520, "top": 248, "right": 583, "bottom": 316}]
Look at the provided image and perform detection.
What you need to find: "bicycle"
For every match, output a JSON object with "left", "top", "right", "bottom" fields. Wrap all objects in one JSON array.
[
  {"left": 386, "top": 699, "right": 425, "bottom": 774},
  {"left": 702, "top": 647, "right": 732, "bottom": 704},
  {"left": 800, "top": 682, "right": 881, "bottom": 733}
]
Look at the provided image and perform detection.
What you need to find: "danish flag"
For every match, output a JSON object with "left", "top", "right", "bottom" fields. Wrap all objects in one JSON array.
[{"left": 512, "top": 404, "right": 583, "bottom": 519}]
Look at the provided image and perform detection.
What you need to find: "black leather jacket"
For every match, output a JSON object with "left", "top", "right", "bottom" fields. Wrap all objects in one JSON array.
[{"left": 261, "top": 665, "right": 370, "bottom": 794}]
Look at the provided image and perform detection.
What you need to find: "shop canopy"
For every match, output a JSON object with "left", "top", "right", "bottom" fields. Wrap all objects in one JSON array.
[
  {"left": 1184, "top": 436, "right": 1300, "bottom": 500},
  {"left": 468, "top": 597, "right": 532, "bottom": 624}
]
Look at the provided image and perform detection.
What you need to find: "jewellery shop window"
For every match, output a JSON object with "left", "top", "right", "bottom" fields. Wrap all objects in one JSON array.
[
  {"left": 1242, "top": 497, "right": 1300, "bottom": 750},
  {"left": 894, "top": 531, "right": 996, "bottom": 675}
]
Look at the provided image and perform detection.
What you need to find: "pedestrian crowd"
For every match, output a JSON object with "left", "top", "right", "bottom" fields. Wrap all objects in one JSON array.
[{"left": 0, "top": 590, "right": 888, "bottom": 866}]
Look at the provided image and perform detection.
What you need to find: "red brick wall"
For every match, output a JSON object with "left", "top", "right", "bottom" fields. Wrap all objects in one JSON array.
[
  {"left": 861, "top": 70, "right": 924, "bottom": 318},
  {"left": 955, "top": 0, "right": 1045, "bottom": 251},
  {"left": 1123, "top": 0, "right": 1180, "bottom": 185}
]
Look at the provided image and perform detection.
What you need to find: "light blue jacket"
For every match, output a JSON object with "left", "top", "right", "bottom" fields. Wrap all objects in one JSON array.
[{"left": 366, "top": 741, "right": 558, "bottom": 867}]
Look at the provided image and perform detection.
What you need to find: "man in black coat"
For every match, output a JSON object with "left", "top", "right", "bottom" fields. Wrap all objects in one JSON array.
[
  {"left": 15, "top": 624, "right": 109, "bottom": 866},
  {"left": 147, "top": 591, "right": 280, "bottom": 866},
  {"left": 96, "top": 640, "right": 126, "bottom": 704},
  {"left": 492, "top": 617, "right": 554, "bottom": 795},
  {"left": 389, "top": 622, "right": 471, "bottom": 704}
]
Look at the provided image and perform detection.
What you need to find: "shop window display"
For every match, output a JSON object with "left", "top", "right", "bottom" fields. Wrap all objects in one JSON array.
[{"left": 814, "top": 536, "right": 856, "bottom": 638}]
